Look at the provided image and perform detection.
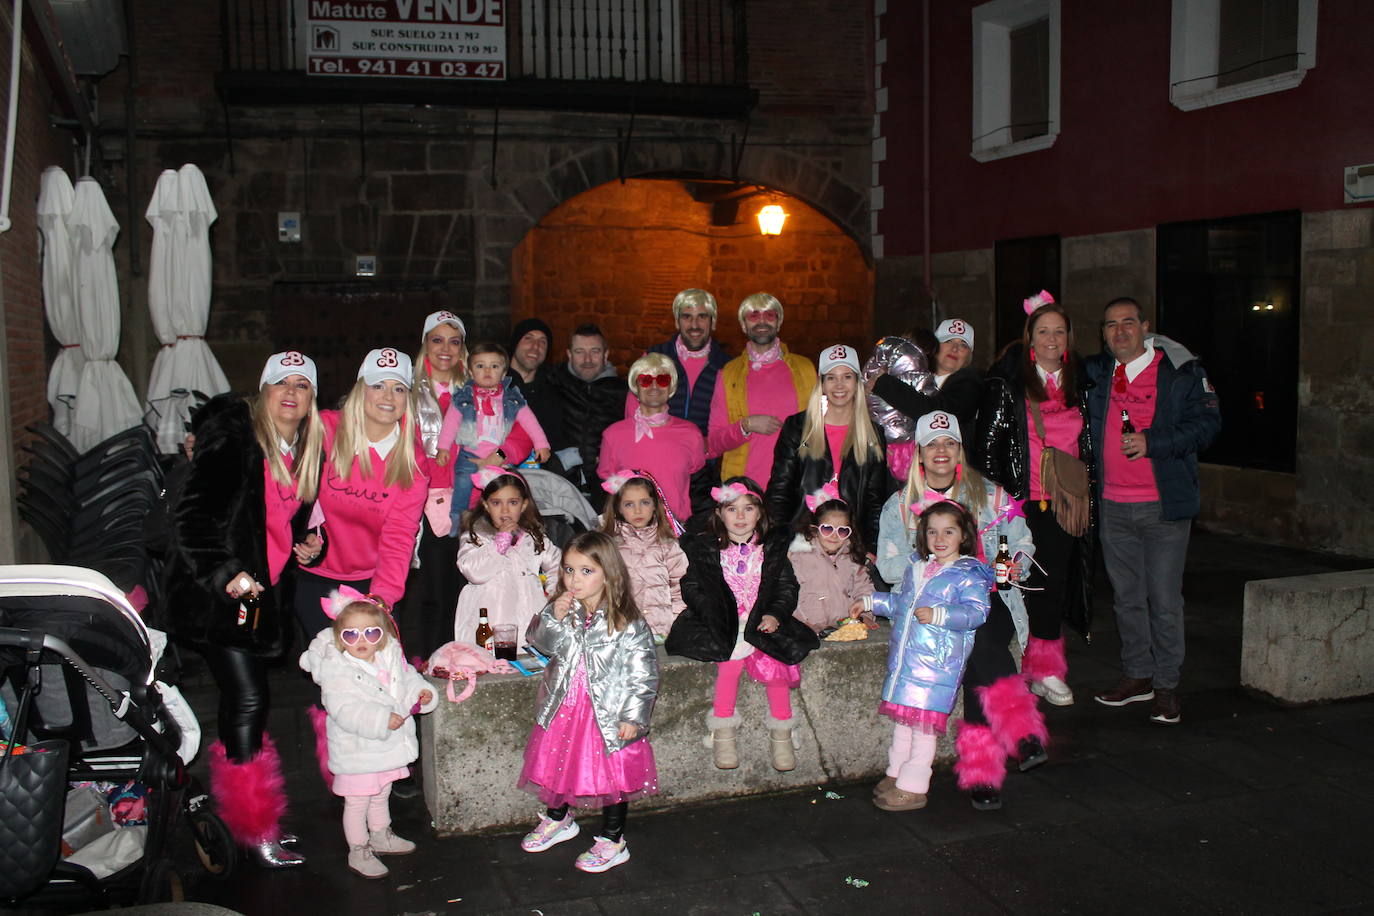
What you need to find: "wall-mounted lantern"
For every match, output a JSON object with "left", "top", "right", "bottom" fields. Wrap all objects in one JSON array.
[{"left": 757, "top": 204, "right": 787, "bottom": 236}]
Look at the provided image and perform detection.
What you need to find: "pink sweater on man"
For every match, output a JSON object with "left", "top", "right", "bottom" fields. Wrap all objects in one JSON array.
[
  {"left": 598, "top": 415, "right": 705, "bottom": 521},
  {"left": 1104, "top": 351, "right": 1163, "bottom": 503},
  {"left": 706, "top": 360, "right": 807, "bottom": 488},
  {"left": 313, "top": 411, "right": 429, "bottom": 606}
]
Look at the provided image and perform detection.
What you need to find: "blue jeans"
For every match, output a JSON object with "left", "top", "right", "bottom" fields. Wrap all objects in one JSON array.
[
  {"left": 448, "top": 450, "right": 479, "bottom": 535},
  {"left": 1099, "top": 499, "right": 1191, "bottom": 690}
]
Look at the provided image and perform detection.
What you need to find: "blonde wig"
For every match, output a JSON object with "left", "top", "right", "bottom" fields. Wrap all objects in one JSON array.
[
  {"left": 736, "top": 292, "right": 784, "bottom": 330},
  {"left": 627, "top": 352, "right": 679, "bottom": 399},
  {"left": 671, "top": 288, "right": 718, "bottom": 321}
]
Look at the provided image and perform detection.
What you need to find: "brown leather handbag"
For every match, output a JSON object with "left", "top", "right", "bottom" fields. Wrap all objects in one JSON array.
[{"left": 1028, "top": 400, "right": 1090, "bottom": 537}]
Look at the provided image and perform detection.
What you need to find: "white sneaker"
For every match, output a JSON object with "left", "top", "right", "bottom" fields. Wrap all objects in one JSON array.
[
  {"left": 1031, "top": 676, "right": 1075, "bottom": 706},
  {"left": 520, "top": 813, "right": 580, "bottom": 852},
  {"left": 574, "top": 835, "right": 630, "bottom": 873}
]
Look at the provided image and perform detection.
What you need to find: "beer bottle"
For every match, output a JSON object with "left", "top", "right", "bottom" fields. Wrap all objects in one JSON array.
[
  {"left": 475, "top": 608, "right": 494, "bottom": 652},
  {"left": 994, "top": 536, "right": 1012, "bottom": 592},
  {"left": 1120, "top": 409, "right": 1135, "bottom": 435}
]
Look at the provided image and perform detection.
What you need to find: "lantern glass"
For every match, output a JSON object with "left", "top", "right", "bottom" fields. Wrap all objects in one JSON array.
[{"left": 757, "top": 204, "right": 787, "bottom": 236}]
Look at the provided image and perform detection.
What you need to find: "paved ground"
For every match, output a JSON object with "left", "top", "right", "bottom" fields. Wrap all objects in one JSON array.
[{"left": 156, "top": 531, "right": 1374, "bottom": 914}]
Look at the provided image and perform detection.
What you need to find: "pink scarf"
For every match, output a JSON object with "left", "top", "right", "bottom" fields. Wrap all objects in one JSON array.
[
  {"left": 634, "top": 410, "right": 670, "bottom": 442},
  {"left": 747, "top": 340, "right": 782, "bottom": 371},
  {"left": 675, "top": 336, "right": 710, "bottom": 363},
  {"left": 473, "top": 385, "right": 499, "bottom": 417}
]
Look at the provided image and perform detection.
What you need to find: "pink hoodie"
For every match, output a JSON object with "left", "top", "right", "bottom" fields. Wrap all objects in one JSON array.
[{"left": 313, "top": 410, "right": 429, "bottom": 606}]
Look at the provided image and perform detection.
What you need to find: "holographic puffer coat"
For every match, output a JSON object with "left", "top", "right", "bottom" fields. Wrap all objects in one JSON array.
[{"left": 871, "top": 555, "right": 992, "bottom": 715}]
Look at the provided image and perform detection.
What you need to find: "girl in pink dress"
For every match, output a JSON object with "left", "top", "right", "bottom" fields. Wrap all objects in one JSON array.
[
  {"left": 598, "top": 468, "right": 688, "bottom": 641},
  {"left": 516, "top": 531, "right": 660, "bottom": 874}
]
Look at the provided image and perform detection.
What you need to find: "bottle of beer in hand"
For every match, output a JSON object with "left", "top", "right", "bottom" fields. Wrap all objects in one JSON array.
[
  {"left": 994, "top": 536, "right": 1012, "bottom": 592},
  {"left": 475, "top": 608, "right": 494, "bottom": 652},
  {"left": 1120, "top": 409, "right": 1135, "bottom": 435}
]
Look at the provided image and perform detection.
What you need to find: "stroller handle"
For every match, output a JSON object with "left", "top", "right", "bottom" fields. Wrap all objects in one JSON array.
[{"left": 0, "top": 625, "right": 45, "bottom": 652}]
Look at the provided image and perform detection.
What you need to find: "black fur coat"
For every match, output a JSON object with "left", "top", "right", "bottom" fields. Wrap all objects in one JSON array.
[{"left": 155, "top": 397, "right": 320, "bottom": 657}]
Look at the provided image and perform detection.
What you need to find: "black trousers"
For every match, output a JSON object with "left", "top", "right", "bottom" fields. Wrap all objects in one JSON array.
[
  {"left": 198, "top": 642, "right": 270, "bottom": 762},
  {"left": 395, "top": 516, "right": 465, "bottom": 661},
  {"left": 1023, "top": 501, "right": 1075, "bottom": 640},
  {"left": 959, "top": 592, "right": 1018, "bottom": 727},
  {"left": 548, "top": 802, "right": 628, "bottom": 841}
]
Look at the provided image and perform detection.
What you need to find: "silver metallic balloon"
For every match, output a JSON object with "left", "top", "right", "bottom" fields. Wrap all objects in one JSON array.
[{"left": 864, "top": 336, "right": 937, "bottom": 443}]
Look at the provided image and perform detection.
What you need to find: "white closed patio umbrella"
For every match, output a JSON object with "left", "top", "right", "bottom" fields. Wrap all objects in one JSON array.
[
  {"left": 144, "top": 163, "right": 228, "bottom": 453},
  {"left": 69, "top": 176, "right": 142, "bottom": 453},
  {"left": 37, "top": 166, "right": 84, "bottom": 436}
]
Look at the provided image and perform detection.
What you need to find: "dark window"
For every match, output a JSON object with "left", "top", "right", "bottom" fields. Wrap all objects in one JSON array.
[
  {"left": 1157, "top": 211, "right": 1300, "bottom": 472},
  {"left": 994, "top": 235, "right": 1060, "bottom": 353},
  {"left": 1009, "top": 17, "right": 1050, "bottom": 141},
  {"left": 1217, "top": 0, "right": 1299, "bottom": 87}
]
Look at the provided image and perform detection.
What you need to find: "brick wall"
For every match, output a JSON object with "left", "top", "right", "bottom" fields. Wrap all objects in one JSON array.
[{"left": 510, "top": 178, "right": 870, "bottom": 368}]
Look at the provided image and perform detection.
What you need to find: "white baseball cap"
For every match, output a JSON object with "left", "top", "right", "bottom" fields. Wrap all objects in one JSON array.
[
  {"left": 935, "top": 318, "right": 974, "bottom": 349},
  {"left": 818, "top": 344, "right": 861, "bottom": 377},
  {"left": 915, "top": 411, "right": 962, "bottom": 446},
  {"left": 259, "top": 351, "right": 318, "bottom": 390},
  {"left": 422, "top": 310, "right": 466, "bottom": 337},
  {"left": 358, "top": 348, "right": 414, "bottom": 386}
]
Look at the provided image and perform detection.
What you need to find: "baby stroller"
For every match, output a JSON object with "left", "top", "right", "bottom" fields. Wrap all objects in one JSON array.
[
  {"left": 0, "top": 565, "right": 232, "bottom": 907},
  {"left": 522, "top": 467, "right": 599, "bottom": 548}
]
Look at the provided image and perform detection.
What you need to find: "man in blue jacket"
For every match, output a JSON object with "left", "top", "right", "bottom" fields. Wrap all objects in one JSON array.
[
  {"left": 645, "top": 288, "right": 732, "bottom": 435},
  {"left": 1084, "top": 297, "right": 1220, "bottom": 725}
]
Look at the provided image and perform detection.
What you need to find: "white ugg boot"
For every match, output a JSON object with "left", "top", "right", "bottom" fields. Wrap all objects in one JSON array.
[
  {"left": 767, "top": 715, "right": 798, "bottom": 772},
  {"left": 703, "top": 713, "right": 741, "bottom": 769}
]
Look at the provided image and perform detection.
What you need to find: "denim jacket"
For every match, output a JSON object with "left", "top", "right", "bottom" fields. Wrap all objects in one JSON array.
[{"left": 871, "top": 555, "right": 992, "bottom": 715}]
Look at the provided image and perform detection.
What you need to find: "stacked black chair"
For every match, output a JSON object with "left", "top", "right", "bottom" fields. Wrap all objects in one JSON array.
[{"left": 17, "top": 423, "right": 164, "bottom": 600}]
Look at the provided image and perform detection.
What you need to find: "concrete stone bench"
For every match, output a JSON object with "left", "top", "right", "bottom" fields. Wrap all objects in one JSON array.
[
  {"left": 420, "top": 623, "right": 960, "bottom": 836},
  {"left": 1241, "top": 569, "right": 1374, "bottom": 704}
]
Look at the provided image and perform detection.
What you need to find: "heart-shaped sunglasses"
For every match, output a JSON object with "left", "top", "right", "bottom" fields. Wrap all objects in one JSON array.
[{"left": 340, "top": 626, "right": 385, "bottom": 646}]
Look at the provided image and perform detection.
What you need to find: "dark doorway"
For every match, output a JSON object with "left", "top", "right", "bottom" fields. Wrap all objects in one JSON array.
[
  {"left": 994, "top": 235, "right": 1060, "bottom": 354},
  {"left": 269, "top": 281, "right": 452, "bottom": 406},
  {"left": 1157, "top": 210, "right": 1299, "bottom": 472}
]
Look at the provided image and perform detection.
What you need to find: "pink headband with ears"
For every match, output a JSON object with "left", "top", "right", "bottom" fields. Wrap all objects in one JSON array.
[
  {"left": 1023, "top": 290, "right": 1055, "bottom": 315},
  {"left": 804, "top": 479, "right": 843, "bottom": 512},
  {"left": 471, "top": 465, "right": 524, "bottom": 492},
  {"left": 602, "top": 467, "right": 684, "bottom": 535}
]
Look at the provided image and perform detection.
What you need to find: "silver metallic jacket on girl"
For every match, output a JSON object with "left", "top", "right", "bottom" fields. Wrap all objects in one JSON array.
[{"left": 525, "top": 601, "right": 660, "bottom": 753}]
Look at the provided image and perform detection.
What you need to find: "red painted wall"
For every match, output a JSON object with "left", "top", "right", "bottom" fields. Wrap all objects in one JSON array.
[{"left": 879, "top": 0, "right": 1374, "bottom": 255}]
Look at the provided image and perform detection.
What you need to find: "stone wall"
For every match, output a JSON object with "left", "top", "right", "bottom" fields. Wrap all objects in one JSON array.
[{"left": 871, "top": 250, "right": 994, "bottom": 367}]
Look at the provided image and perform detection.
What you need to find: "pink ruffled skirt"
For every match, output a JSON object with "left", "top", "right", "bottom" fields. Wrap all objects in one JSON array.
[
  {"left": 878, "top": 701, "right": 949, "bottom": 735},
  {"left": 517, "top": 664, "right": 659, "bottom": 809},
  {"left": 744, "top": 648, "right": 801, "bottom": 688}
]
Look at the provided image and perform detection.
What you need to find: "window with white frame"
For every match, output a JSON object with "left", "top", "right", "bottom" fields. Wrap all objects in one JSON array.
[
  {"left": 1170, "top": 0, "right": 1317, "bottom": 111},
  {"left": 971, "top": 0, "right": 1061, "bottom": 163}
]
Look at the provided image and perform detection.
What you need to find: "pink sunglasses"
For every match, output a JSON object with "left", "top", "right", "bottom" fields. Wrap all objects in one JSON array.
[
  {"left": 340, "top": 626, "right": 385, "bottom": 646},
  {"left": 814, "top": 523, "right": 852, "bottom": 539}
]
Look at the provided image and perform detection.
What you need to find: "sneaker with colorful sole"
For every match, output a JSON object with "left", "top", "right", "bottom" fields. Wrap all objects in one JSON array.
[
  {"left": 520, "top": 814, "right": 580, "bottom": 853},
  {"left": 574, "top": 836, "right": 630, "bottom": 873}
]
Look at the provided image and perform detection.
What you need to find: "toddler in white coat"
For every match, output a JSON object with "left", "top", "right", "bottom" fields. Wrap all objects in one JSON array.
[{"left": 301, "top": 590, "right": 437, "bottom": 879}]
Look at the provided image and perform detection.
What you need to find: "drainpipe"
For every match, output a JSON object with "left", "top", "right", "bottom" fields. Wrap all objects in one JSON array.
[
  {"left": 922, "top": 0, "right": 933, "bottom": 325},
  {"left": 0, "top": 0, "right": 25, "bottom": 233}
]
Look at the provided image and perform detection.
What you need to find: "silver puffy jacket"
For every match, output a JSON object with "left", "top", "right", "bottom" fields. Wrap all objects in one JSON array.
[
  {"left": 525, "top": 601, "right": 659, "bottom": 753},
  {"left": 414, "top": 375, "right": 443, "bottom": 458}
]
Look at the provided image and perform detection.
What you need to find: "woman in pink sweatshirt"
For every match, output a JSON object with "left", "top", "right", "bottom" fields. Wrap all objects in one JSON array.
[{"left": 295, "top": 348, "right": 429, "bottom": 639}]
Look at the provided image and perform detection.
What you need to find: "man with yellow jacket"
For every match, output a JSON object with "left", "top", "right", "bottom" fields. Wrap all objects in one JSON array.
[{"left": 706, "top": 293, "right": 816, "bottom": 487}]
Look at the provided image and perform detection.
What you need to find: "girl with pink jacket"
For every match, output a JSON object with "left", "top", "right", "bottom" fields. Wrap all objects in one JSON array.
[
  {"left": 598, "top": 469, "right": 688, "bottom": 640},
  {"left": 787, "top": 491, "right": 875, "bottom": 634}
]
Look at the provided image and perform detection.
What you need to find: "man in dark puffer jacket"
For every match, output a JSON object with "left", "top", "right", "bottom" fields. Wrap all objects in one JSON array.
[{"left": 548, "top": 322, "right": 626, "bottom": 508}]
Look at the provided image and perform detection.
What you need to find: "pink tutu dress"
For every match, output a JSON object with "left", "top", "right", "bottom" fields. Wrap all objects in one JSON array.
[
  {"left": 516, "top": 617, "right": 659, "bottom": 809},
  {"left": 723, "top": 540, "right": 802, "bottom": 687}
]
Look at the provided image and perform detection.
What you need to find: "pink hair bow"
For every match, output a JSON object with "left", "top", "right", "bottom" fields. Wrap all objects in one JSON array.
[
  {"left": 601, "top": 468, "right": 639, "bottom": 495},
  {"left": 320, "top": 584, "right": 371, "bottom": 620},
  {"left": 711, "top": 482, "right": 761, "bottom": 504},
  {"left": 1022, "top": 290, "right": 1055, "bottom": 315},
  {"left": 804, "top": 479, "right": 843, "bottom": 512},
  {"left": 471, "top": 465, "right": 521, "bottom": 491}
]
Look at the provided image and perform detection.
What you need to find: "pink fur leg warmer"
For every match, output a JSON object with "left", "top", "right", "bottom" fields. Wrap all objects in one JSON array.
[
  {"left": 1022, "top": 636, "right": 1068, "bottom": 682},
  {"left": 954, "top": 722, "right": 1007, "bottom": 791},
  {"left": 979, "top": 674, "right": 1050, "bottom": 756},
  {"left": 207, "top": 737, "right": 287, "bottom": 847},
  {"left": 307, "top": 704, "right": 334, "bottom": 790}
]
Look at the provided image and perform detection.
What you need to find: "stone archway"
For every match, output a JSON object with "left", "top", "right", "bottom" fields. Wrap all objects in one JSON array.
[{"left": 506, "top": 177, "right": 873, "bottom": 368}]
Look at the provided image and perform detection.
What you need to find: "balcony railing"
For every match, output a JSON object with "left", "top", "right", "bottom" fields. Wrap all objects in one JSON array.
[{"left": 218, "top": 0, "right": 754, "bottom": 117}]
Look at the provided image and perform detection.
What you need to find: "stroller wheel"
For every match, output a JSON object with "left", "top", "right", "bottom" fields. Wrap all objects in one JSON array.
[
  {"left": 142, "top": 858, "right": 185, "bottom": 903},
  {"left": 191, "top": 809, "right": 236, "bottom": 879}
]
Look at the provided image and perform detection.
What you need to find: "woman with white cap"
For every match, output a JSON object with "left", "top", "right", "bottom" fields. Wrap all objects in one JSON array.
[
  {"left": 765, "top": 344, "right": 892, "bottom": 548},
  {"left": 159, "top": 351, "right": 326, "bottom": 868},
  {"left": 874, "top": 410, "right": 1046, "bottom": 813},
  {"left": 295, "top": 348, "right": 429, "bottom": 638},
  {"left": 869, "top": 318, "right": 984, "bottom": 436}
]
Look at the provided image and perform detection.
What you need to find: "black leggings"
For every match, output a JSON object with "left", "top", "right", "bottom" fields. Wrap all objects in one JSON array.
[
  {"left": 959, "top": 592, "right": 1018, "bottom": 727},
  {"left": 198, "top": 642, "right": 270, "bottom": 762},
  {"left": 1023, "top": 501, "right": 1076, "bottom": 640},
  {"left": 547, "top": 802, "right": 628, "bottom": 842}
]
